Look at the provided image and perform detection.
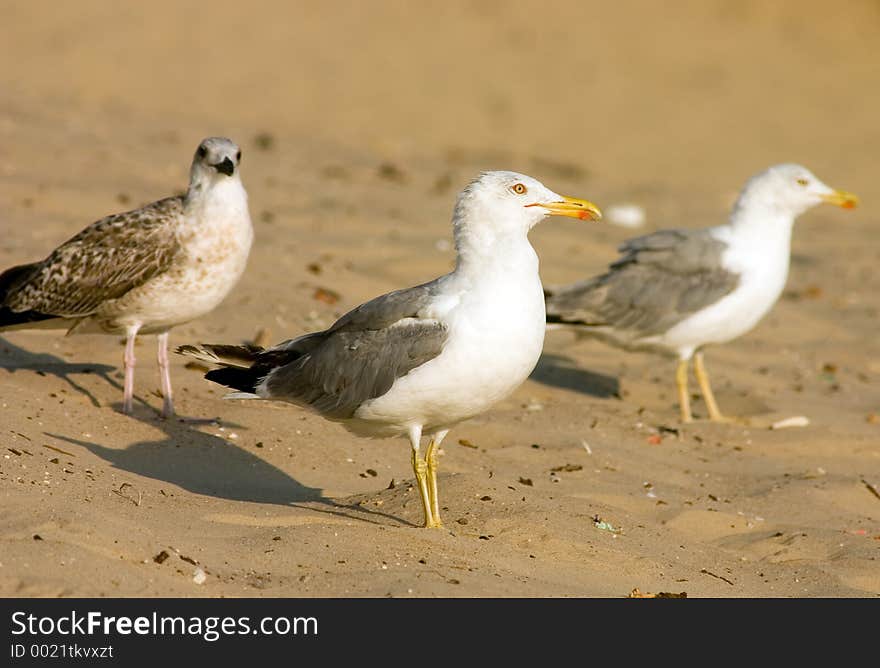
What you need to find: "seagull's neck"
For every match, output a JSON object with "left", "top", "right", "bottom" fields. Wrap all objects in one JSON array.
[
  {"left": 726, "top": 199, "right": 795, "bottom": 251},
  {"left": 185, "top": 176, "right": 249, "bottom": 221},
  {"left": 452, "top": 224, "right": 539, "bottom": 282}
]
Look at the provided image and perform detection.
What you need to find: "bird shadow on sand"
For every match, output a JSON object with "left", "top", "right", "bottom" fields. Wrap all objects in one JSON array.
[
  {"left": 0, "top": 336, "right": 121, "bottom": 408},
  {"left": 530, "top": 352, "right": 621, "bottom": 399},
  {"left": 45, "top": 412, "right": 415, "bottom": 527}
]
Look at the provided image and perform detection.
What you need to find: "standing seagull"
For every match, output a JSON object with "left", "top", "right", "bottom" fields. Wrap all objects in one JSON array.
[
  {"left": 0, "top": 137, "right": 253, "bottom": 417},
  {"left": 179, "top": 171, "right": 601, "bottom": 528},
  {"left": 545, "top": 164, "right": 857, "bottom": 423}
]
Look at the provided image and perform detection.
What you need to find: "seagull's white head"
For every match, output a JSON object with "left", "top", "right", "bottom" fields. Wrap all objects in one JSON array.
[
  {"left": 735, "top": 163, "right": 858, "bottom": 220},
  {"left": 452, "top": 171, "right": 601, "bottom": 244},
  {"left": 189, "top": 137, "right": 243, "bottom": 190}
]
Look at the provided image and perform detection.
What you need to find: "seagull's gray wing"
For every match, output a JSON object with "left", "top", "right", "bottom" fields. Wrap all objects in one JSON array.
[
  {"left": 0, "top": 196, "right": 184, "bottom": 323},
  {"left": 190, "top": 280, "right": 450, "bottom": 420},
  {"left": 546, "top": 228, "right": 740, "bottom": 339}
]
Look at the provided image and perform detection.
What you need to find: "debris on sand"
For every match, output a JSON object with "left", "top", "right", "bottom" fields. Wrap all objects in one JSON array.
[
  {"left": 313, "top": 287, "right": 341, "bottom": 305},
  {"left": 42, "top": 443, "right": 76, "bottom": 457},
  {"left": 377, "top": 162, "right": 407, "bottom": 183},
  {"left": 770, "top": 416, "right": 810, "bottom": 429},
  {"left": 700, "top": 568, "right": 734, "bottom": 585},
  {"left": 628, "top": 588, "right": 687, "bottom": 598},
  {"left": 861, "top": 479, "right": 880, "bottom": 502},
  {"left": 253, "top": 132, "right": 275, "bottom": 151},
  {"left": 112, "top": 482, "right": 142, "bottom": 506},
  {"left": 551, "top": 464, "right": 582, "bottom": 473},
  {"left": 592, "top": 515, "right": 621, "bottom": 534}
]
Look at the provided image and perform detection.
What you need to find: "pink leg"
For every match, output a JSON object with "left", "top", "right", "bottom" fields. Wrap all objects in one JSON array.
[
  {"left": 157, "top": 332, "right": 174, "bottom": 418},
  {"left": 122, "top": 325, "right": 140, "bottom": 415}
]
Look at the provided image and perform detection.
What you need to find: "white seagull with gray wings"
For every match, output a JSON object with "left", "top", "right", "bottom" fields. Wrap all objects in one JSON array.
[
  {"left": 179, "top": 171, "right": 601, "bottom": 528},
  {"left": 545, "top": 164, "right": 857, "bottom": 423}
]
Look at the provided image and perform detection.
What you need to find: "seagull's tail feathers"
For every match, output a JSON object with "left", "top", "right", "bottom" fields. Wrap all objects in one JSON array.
[
  {"left": 0, "top": 308, "right": 64, "bottom": 331},
  {"left": 0, "top": 263, "right": 59, "bottom": 331},
  {"left": 543, "top": 279, "right": 606, "bottom": 328},
  {"left": 176, "top": 343, "right": 264, "bottom": 368},
  {"left": 176, "top": 342, "right": 301, "bottom": 395}
]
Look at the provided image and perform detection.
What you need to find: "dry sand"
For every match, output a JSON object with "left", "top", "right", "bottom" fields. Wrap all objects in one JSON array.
[{"left": 0, "top": 1, "right": 878, "bottom": 597}]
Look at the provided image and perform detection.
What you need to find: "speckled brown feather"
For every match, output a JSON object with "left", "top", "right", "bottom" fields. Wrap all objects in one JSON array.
[{"left": 0, "top": 196, "right": 184, "bottom": 324}]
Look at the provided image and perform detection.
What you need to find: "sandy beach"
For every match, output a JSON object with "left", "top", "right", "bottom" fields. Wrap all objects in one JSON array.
[{"left": 1, "top": 0, "right": 878, "bottom": 597}]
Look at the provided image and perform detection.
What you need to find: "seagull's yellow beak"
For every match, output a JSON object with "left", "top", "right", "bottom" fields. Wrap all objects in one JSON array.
[
  {"left": 821, "top": 189, "right": 859, "bottom": 209},
  {"left": 526, "top": 196, "right": 603, "bottom": 221}
]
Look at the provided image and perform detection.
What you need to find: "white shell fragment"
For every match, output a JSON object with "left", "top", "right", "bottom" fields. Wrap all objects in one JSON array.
[
  {"left": 606, "top": 203, "right": 646, "bottom": 228},
  {"left": 770, "top": 416, "right": 810, "bottom": 429}
]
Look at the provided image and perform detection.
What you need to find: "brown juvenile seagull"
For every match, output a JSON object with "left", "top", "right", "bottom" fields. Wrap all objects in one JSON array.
[
  {"left": 545, "top": 164, "right": 857, "bottom": 423},
  {"left": 179, "top": 171, "right": 601, "bottom": 528},
  {"left": 0, "top": 137, "right": 253, "bottom": 417}
]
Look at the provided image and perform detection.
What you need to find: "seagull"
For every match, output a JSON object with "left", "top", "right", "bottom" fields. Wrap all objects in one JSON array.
[
  {"left": 178, "top": 171, "right": 601, "bottom": 528},
  {"left": 545, "top": 163, "right": 857, "bottom": 423},
  {"left": 0, "top": 137, "right": 253, "bottom": 418}
]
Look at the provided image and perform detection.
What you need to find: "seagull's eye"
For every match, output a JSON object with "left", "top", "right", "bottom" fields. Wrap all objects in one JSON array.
[
  {"left": 197, "top": 146, "right": 208, "bottom": 159},
  {"left": 511, "top": 183, "right": 528, "bottom": 195},
  {"left": 236, "top": 150, "right": 242, "bottom": 163},
  {"left": 796, "top": 178, "right": 809, "bottom": 187}
]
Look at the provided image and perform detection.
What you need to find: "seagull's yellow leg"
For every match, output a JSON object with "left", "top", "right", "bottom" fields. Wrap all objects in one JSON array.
[
  {"left": 425, "top": 430, "right": 448, "bottom": 528},
  {"left": 408, "top": 425, "right": 439, "bottom": 528},
  {"left": 693, "top": 352, "right": 725, "bottom": 421},
  {"left": 410, "top": 450, "right": 436, "bottom": 528},
  {"left": 676, "top": 358, "right": 693, "bottom": 423}
]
